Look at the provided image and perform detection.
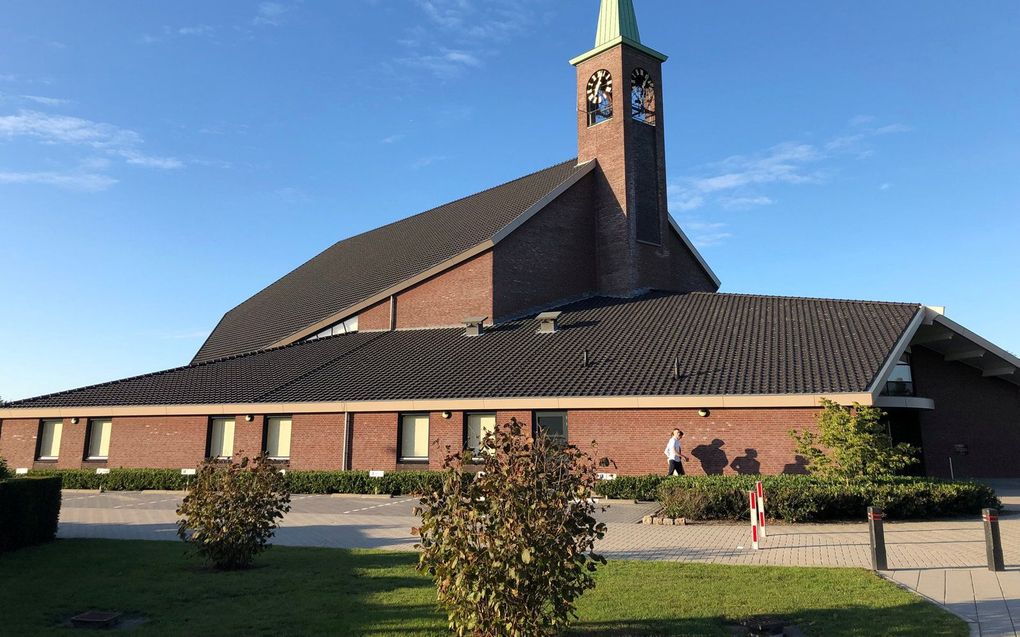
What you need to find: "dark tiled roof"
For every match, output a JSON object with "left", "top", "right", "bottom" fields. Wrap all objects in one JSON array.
[
  {"left": 8, "top": 292, "right": 920, "bottom": 408},
  {"left": 192, "top": 158, "right": 587, "bottom": 364}
]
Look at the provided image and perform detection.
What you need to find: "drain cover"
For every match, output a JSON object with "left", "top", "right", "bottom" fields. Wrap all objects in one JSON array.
[{"left": 70, "top": 611, "right": 122, "bottom": 629}]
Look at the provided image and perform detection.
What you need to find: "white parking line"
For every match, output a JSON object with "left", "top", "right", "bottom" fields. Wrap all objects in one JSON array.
[{"left": 341, "top": 498, "right": 417, "bottom": 515}]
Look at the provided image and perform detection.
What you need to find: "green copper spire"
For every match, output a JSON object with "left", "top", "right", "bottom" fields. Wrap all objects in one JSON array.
[
  {"left": 570, "top": 0, "right": 667, "bottom": 66},
  {"left": 595, "top": 0, "right": 641, "bottom": 47}
]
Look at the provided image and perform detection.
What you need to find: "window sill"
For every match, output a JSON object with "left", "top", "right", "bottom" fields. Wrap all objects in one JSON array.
[
  {"left": 35, "top": 458, "right": 58, "bottom": 463},
  {"left": 398, "top": 458, "right": 429, "bottom": 464},
  {"left": 84, "top": 457, "right": 108, "bottom": 462}
]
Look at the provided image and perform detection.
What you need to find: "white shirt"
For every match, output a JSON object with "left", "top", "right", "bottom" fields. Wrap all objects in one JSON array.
[{"left": 664, "top": 437, "right": 681, "bottom": 461}]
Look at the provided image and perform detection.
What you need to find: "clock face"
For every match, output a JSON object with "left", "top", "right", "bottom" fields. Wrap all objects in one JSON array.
[
  {"left": 631, "top": 68, "right": 656, "bottom": 124},
  {"left": 586, "top": 69, "right": 613, "bottom": 105},
  {"left": 586, "top": 69, "right": 614, "bottom": 126}
]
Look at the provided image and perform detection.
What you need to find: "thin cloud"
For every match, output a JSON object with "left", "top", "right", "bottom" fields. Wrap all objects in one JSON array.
[
  {"left": 669, "top": 121, "right": 910, "bottom": 214},
  {"left": 18, "top": 95, "right": 69, "bottom": 107},
  {"left": 400, "top": 0, "right": 537, "bottom": 79},
  {"left": 178, "top": 25, "right": 214, "bottom": 36},
  {"left": 380, "top": 134, "right": 405, "bottom": 144},
  {"left": 411, "top": 155, "right": 448, "bottom": 169},
  {"left": 253, "top": 2, "right": 288, "bottom": 26},
  {"left": 0, "top": 110, "right": 182, "bottom": 191},
  {"left": 683, "top": 221, "right": 733, "bottom": 248},
  {"left": 0, "top": 170, "right": 117, "bottom": 192}
]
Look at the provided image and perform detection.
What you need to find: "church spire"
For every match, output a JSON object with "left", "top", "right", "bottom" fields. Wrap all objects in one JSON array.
[
  {"left": 570, "top": 0, "right": 666, "bottom": 67},
  {"left": 595, "top": 0, "right": 641, "bottom": 47}
]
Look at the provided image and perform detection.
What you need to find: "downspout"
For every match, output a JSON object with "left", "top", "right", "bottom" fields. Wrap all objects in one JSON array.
[{"left": 342, "top": 411, "right": 351, "bottom": 471}]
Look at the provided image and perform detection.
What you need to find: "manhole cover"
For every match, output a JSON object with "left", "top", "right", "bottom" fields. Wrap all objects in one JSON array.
[{"left": 70, "top": 611, "right": 122, "bottom": 629}]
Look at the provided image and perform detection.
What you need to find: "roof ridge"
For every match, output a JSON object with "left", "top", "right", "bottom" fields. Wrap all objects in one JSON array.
[
  {"left": 696, "top": 290, "right": 922, "bottom": 307},
  {"left": 254, "top": 332, "right": 391, "bottom": 402},
  {"left": 8, "top": 329, "right": 365, "bottom": 407}
]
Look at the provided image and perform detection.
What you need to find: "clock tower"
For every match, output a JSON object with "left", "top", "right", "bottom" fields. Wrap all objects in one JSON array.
[{"left": 572, "top": 0, "right": 718, "bottom": 297}]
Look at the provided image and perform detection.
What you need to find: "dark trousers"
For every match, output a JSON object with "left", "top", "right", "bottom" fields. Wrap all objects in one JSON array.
[{"left": 667, "top": 459, "right": 685, "bottom": 476}]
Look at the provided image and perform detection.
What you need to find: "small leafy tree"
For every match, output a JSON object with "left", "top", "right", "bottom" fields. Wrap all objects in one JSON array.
[
  {"left": 0, "top": 456, "right": 10, "bottom": 480},
  {"left": 789, "top": 399, "right": 918, "bottom": 484},
  {"left": 176, "top": 454, "right": 291, "bottom": 570},
  {"left": 414, "top": 418, "right": 608, "bottom": 637}
]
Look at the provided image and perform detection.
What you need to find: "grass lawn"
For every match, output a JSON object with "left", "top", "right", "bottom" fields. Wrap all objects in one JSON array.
[{"left": 0, "top": 539, "right": 965, "bottom": 636}]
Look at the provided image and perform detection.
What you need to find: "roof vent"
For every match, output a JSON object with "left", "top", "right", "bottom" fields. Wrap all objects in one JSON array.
[
  {"left": 536, "top": 311, "right": 563, "bottom": 334},
  {"left": 462, "top": 316, "right": 487, "bottom": 337}
]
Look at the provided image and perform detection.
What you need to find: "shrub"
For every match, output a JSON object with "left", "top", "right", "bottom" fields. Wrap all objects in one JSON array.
[
  {"left": 29, "top": 467, "right": 444, "bottom": 495},
  {"left": 0, "top": 456, "right": 10, "bottom": 480},
  {"left": 0, "top": 477, "right": 62, "bottom": 552},
  {"left": 415, "top": 418, "right": 607, "bottom": 636},
  {"left": 594, "top": 474, "right": 664, "bottom": 501},
  {"left": 790, "top": 400, "right": 918, "bottom": 483},
  {"left": 176, "top": 455, "right": 291, "bottom": 570},
  {"left": 655, "top": 474, "right": 999, "bottom": 522}
]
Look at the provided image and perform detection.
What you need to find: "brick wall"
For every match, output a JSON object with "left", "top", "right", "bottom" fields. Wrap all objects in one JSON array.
[
  {"left": 394, "top": 251, "right": 493, "bottom": 329},
  {"left": 290, "top": 413, "right": 345, "bottom": 470},
  {"left": 232, "top": 414, "right": 264, "bottom": 459},
  {"left": 350, "top": 412, "right": 398, "bottom": 471},
  {"left": 912, "top": 346, "right": 1020, "bottom": 478},
  {"left": 359, "top": 299, "right": 391, "bottom": 331},
  {"left": 0, "top": 418, "right": 40, "bottom": 470},
  {"left": 106, "top": 416, "right": 207, "bottom": 469},
  {"left": 492, "top": 173, "right": 598, "bottom": 320},
  {"left": 428, "top": 411, "right": 463, "bottom": 470},
  {"left": 567, "top": 408, "right": 818, "bottom": 476}
]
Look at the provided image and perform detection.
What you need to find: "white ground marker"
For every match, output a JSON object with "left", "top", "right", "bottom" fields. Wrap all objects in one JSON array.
[
  {"left": 749, "top": 490, "right": 760, "bottom": 551},
  {"left": 755, "top": 480, "right": 767, "bottom": 538}
]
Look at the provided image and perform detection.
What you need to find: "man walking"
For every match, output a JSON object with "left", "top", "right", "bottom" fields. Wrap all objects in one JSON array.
[{"left": 664, "top": 428, "right": 689, "bottom": 476}]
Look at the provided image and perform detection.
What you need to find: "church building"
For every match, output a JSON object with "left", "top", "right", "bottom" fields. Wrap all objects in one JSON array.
[{"left": 2, "top": 1, "right": 1018, "bottom": 478}]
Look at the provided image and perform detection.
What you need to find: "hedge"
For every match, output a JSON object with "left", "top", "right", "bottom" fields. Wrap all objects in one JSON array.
[
  {"left": 654, "top": 474, "right": 1000, "bottom": 522},
  {"left": 0, "top": 477, "right": 62, "bottom": 552},
  {"left": 27, "top": 468, "right": 444, "bottom": 496},
  {"left": 23, "top": 469, "right": 1001, "bottom": 520}
]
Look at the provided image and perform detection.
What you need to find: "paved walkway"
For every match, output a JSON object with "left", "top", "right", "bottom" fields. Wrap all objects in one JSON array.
[{"left": 56, "top": 483, "right": 1020, "bottom": 636}]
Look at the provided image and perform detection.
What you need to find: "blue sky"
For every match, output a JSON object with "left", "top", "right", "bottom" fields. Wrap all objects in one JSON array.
[{"left": 1, "top": 1, "right": 1018, "bottom": 401}]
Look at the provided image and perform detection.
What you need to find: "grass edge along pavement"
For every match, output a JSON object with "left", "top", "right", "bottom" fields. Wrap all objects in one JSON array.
[{"left": 0, "top": 539, "right": 967, "bottom": 636}]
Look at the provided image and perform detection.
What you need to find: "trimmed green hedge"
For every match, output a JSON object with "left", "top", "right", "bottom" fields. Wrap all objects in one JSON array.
[
  {"left": 28, "top": 468, "right": 191, "bottom": 491},
  {"left": 24, "top": 468, "right": 1001, "bottom": 520},
  {"left": 0, "top": 477, "right": 62, "bottom": 552},
  {"left": 654, "top": 474, "right": 1000, "bottom": 522},
  {"left": 28, "top": 468, "right": 444, "bottom": 496}
]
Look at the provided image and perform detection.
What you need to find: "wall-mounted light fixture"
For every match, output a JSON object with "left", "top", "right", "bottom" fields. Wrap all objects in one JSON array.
[
  {"left": 245, "top": 415, "right": 254, "bottom": 423},
  {"left": 442, "top": 411, "right": 452, "bottom": 419},
  {"left": 70, "top": 417, "right": 80, "bottom": 424},
  {"left": 697, "top": 409, "right": 710, "bottom": 418}
]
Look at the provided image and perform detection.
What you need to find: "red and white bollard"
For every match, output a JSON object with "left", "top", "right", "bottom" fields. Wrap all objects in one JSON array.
[
  {"left": 755, "top": 480, "right": 767, "bottom": 539},
  {"left": 749, "top": 490, "right": 761, "bottom": 550}
]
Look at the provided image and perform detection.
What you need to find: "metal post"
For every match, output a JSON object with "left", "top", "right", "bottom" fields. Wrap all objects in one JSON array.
[
  {"left": 868, "top": 506, "right": 888, "bottom": 571},
  {"left": 983, "top": 509, "right": 1005, "bottom": 572}
]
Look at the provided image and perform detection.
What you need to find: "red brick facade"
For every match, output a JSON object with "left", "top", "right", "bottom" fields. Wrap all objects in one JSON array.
[
  {"left": 0, "top": 408, "right": 821, "bottom": 476},
  {"left": 911, "top": 346, "right": 1020, "bottom": 478}
]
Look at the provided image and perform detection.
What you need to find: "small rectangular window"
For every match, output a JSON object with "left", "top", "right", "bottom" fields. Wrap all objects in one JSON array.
[
  {"left": 466, "top": 413, "right": 496, "bottom": 457},
  {"left": 400, "top": 413, "right": 429, "bottom": 462},
  {"left": 535, "top": 411, "right": 568, "bottom": 444},
  {"left": 86, "top": 419, "right": 112, "bottom": 460},
  {"left": 265, "top": 416, "right": 292, "bottom": 460},
  {"left": 37, "top": 419, "right": 63, "bottom": 460},
  {"left": 208, "top": 418, "right": 236, "bottom": 459}
]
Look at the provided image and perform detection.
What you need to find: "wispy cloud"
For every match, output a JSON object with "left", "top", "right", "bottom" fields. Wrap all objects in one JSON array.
[
  {"left": 0, "top": 109, "right": 182, "bottom": 190},
  {"left": 398, "top": 0, "right": 538, "bottom": 79},
  {"left": 683, "top": 221, "right": 733, "bottom": 248},
  {"left": 0, "top": 169, "right": 117, "bottom": 192},
  {"left": 178, "top": 24, "right": 214, "bottom": 36},
  {"left": 411, "top": 155, "right": 448, "bottom": 169},
  {"left": 668, "top": 121, "right": 911, "bottom": 215},
  {"left": 253, "top": 2, "right": 288, "bottom": 26},
  {"left": 18, "top": 94, "right": 69, "bottom": 107},
  {"left": 380, "top": 134, "right": 405, "bottom": 144}
]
